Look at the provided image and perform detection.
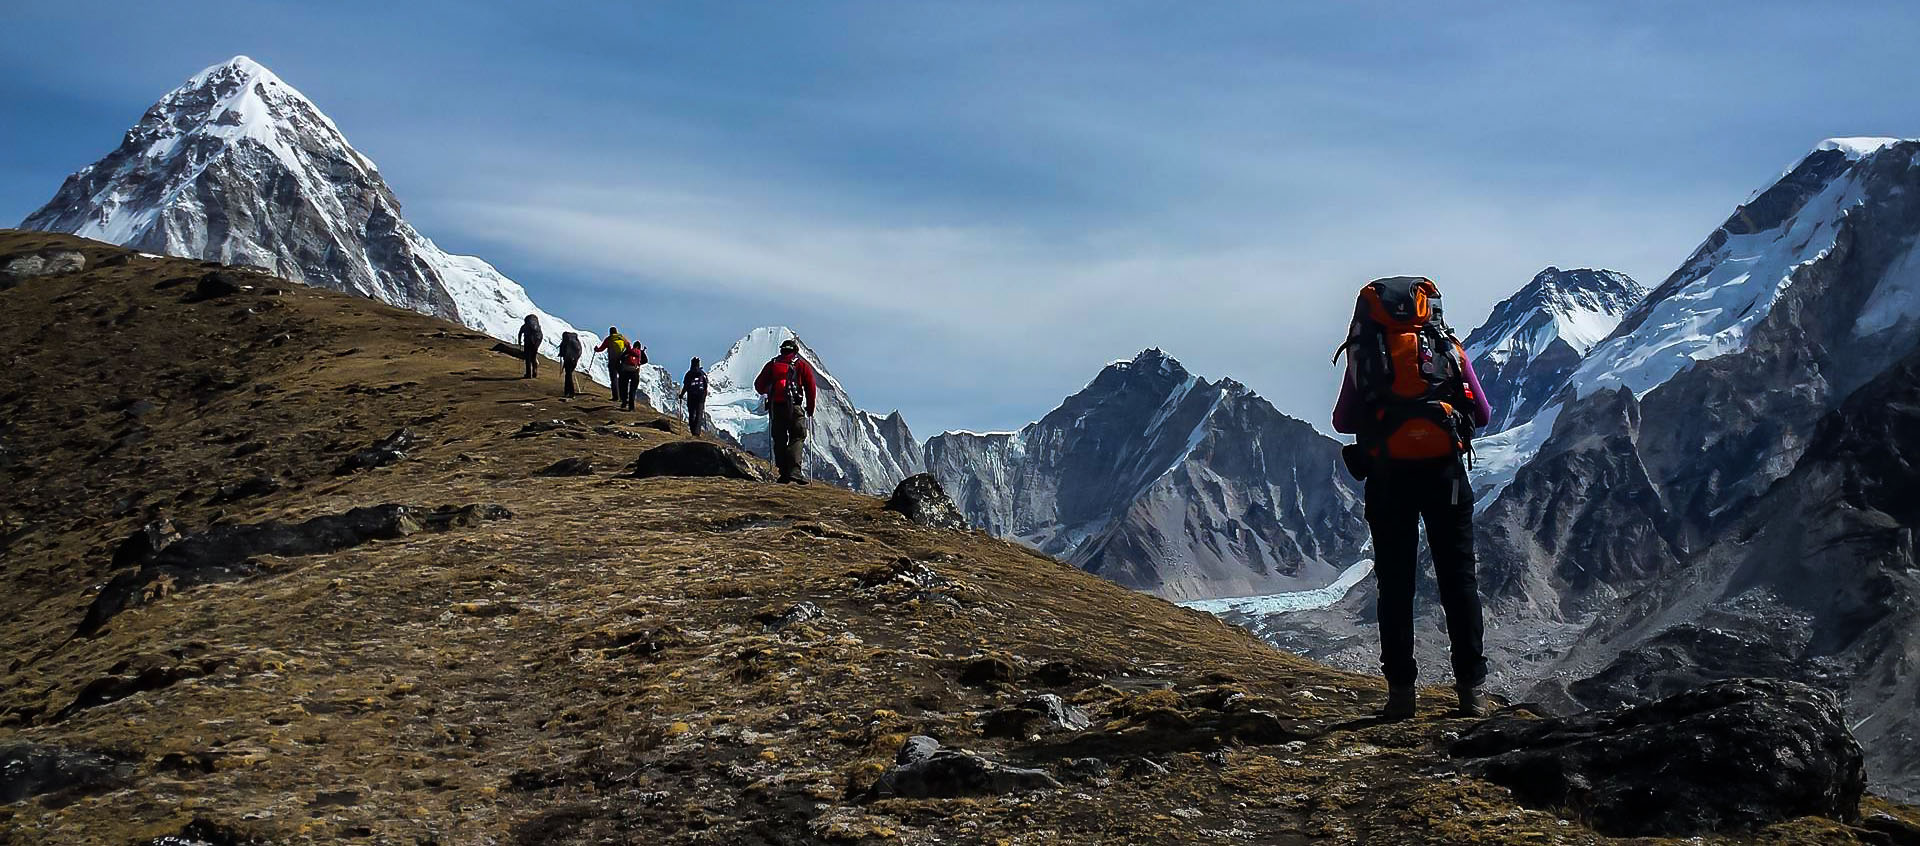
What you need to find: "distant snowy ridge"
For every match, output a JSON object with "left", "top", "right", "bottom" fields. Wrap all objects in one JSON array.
[
  {"left": 21, "top": 55, "right": 681, "bottom": 413},
  {"left": 1473, "top": 136, "right": 1920, "bottom": 505}
]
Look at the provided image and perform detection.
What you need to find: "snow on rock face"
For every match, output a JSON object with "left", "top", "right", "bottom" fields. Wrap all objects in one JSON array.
[
  {"left": 20, "top": 56, "right": 681, "bottom": 415},
  {"left": 1462, "top": 267, "right": 1645, "bottom": 433},
  {"left": 703, "top": 327, "right": 922, "bottom": 494},
  {"left": 925, "top": 349, "right": 1368, "bottom": 601},
  {"left": 1473, "top": 138, "right": 1918, "bottom": 506}
]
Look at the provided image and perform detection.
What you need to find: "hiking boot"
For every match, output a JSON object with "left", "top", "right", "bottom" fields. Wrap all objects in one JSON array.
[
  {"left": 790, "top": 477, "right": 810, "bottom": 486},
  {"left": 1382, "top": 685, "right": 1415, "bottom": 720},
  {"left": 1456, "top": 682, "right": 1490, "bottom": 717}
]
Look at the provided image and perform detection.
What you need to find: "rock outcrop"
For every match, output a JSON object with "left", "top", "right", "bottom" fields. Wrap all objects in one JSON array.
[
  {"left": 883, "top": 473, "right": 968, "bottom": 530},
  {"left": 628, "top": 441, "right": 768, "bottom": 481},
  {"left": 926, "top": 349, "right": 1366, "bottom": 600},
  {"left": 1454, "top": 679, "right": 1865, "bottom": 836}
]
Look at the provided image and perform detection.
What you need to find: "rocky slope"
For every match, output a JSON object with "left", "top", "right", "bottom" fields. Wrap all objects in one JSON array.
[
  {"left": 702, "top": 327, "right": 924, "bottom": 495},
  {"left": 925, "top": 349, "right": 1367, "bottom": 601},
  {"left": 11, "top": 230, "right": 1911, "bottom": 843},
  {"left": 18, "top": 55, "right": 682, "bottom": 414},
  {"left": 1462, "top": 267, "right": 1645, "bottom": 433}
]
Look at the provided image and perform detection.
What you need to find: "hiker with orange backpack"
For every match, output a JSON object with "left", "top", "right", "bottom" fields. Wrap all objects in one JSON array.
[
  {"left": 753, "top": 338, "right": 817, "bottom": 484},
  {"left": 1332, "top": 276, "right": 1493, "bottom": 720}
]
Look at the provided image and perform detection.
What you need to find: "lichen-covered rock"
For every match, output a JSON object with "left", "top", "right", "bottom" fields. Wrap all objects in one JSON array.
[
  {"left": 0, "top": 250, "right": 85, "bottom": 289},
  {"left": 869, "top": 735, "right": 1060, "bottom": 799},
  {"left": 333, "top": 428, "right": 417, "bottom": 475},
  {"left": 981, "top": 693, "right": 1090, "bottom": 738},
  {"left": 82, "top": 504, "right": 511, "bottom": 634},
  {"left": 1452, "top": 678, "right": 1866, "bottom": 836},
  {"left": 884, "top": 473, "right": 968, "bottom": 530}
]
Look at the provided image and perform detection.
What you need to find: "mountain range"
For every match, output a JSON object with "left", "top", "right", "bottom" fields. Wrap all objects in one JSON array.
[{"left": 23, "top": 59, "right": 1920, "bottom": 798}]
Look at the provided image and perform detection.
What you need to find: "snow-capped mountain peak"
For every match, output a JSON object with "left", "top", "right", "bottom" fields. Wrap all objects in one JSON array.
[
  {"left": 23, "top": 55, "right": 683, "bottom": 414},
  {"left": 1461, "top": 267, "right": 1645, "bottom": 433}
]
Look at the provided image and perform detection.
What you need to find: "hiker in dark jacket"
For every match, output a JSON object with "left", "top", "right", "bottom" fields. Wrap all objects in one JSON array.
[
  {"left": 1332, "top": 276, "right": 1493, "bottom": 720},
  {"left": 516, "top": 315, "right": 543, "bottom": 379},
  {"left": 679, "top": 357, "right": 710, "bottom": 437},
  {"left": 752, "top": 338, "right": 817, "bottom": 484},
  {"left": 558, "top": 331, "right": 584, "bottom": 398},
  {"left": 595, "top": 327, "right": 631, "bottom": 401}
]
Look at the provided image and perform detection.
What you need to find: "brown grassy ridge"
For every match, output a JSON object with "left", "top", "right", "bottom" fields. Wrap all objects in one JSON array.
[{"left": 0, "top": 229, "right": 1913, "bottom": 845}]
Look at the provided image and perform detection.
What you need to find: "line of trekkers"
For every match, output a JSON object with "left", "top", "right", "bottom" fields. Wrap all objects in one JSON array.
[{"left": 514, "top": 316, "right": 820, "bottom": 484}]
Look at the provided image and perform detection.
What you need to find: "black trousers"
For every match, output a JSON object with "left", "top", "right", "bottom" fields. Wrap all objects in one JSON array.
[
  {"left": 1366, "top": 459, "right": 1487, "bottom": 688},
  {"left": 522, "top": 346, "right": 540, "bottom": 378},
  {"left": 687, "top": 394, "right": 706, "bottom": 436},
  {"left": 615, "top": 367, "right": 640, "bottom": 410},
  {"left": 562, "top": 357, "right": 579, "bottom": 396},
  {"left": 769, "top": 404, "right": 807, "bottom": 479}
]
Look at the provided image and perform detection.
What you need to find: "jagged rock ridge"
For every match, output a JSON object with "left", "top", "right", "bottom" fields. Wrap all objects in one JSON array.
[{"left": 926, "top": 349, "right": 1367, "bottom": 601}]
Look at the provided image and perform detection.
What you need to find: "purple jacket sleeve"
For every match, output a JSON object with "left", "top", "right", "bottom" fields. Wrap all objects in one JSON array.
[
  {"left": 1458, "top": 345, "right": 1493, "bottom": 427},
  {"left": 1332, "top": 369, "right": 1361, "bottom": 435}
]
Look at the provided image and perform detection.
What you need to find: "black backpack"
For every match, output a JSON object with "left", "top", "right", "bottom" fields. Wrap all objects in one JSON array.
[{"left": 685, "top": 369, "right": 709, "bottom": 396}]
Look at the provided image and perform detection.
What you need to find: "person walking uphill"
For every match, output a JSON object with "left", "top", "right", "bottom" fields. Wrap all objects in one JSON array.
[
  {"left": 516, "top": 315, "right": 543, "bottom": 379},
  {"left": 753, "top": 338, "right": 817, "bottom": 484},
  {"left": 615, "top": 341, "right": 648, "bottom": 411},
  {"left": 680, "top": 357, "right": 709, "bottom": 437},
  {"left": 1332, "top": 276, "right": 1493, "bottom": 720},
  {"left": 558, "top": 331, "right": 583, "bottom": 398},
  {"left": 595, "top": 327, "right": 630, "bottom": 402}
]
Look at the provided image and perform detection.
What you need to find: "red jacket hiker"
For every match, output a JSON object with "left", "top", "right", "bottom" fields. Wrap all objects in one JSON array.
[{"left": 754, "top": 351, "right": 818, "bottom": 415}]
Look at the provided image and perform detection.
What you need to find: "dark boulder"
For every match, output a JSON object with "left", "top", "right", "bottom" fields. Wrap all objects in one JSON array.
[
  {"left": 207, "top": 475, "right": 283, "bottom": 504},
  {"left": 333, "top": 428, "right": 417, "bottom": 475},
  {"left": 981, "top": 693, "right": 1091, "bottom": 738},
  {"left": 869, "top": 735, "right": 1060, "bottom": 799},
  {"left": 0, "top": 742, "right": 132, "bottom": 803},
  {"left": 111, "top": 518, "right": 182, "bottom": 568},
  {"left": 755, "top": 601, "right": 823, "bottom": 631},
  {"left": 884, "top": 473, "right": 968, "bottom": 530},
  {"left": 958, "top": 654, "right": 1018, "bottom": 687},
  {"left": 629, "top": 441, "right": 768, "bottom": 481},
  {"left": 185, "top": 269, "right": 248, "bottom": 301},
  {"left": 81, "top": 504, "right": 511, "bottom": 634},
  {"left": 535, "top": 457, "right": 596, "bottom": 477},
  {"left": 1451, "top": 678, "right": 1865, "bottom": 836}
]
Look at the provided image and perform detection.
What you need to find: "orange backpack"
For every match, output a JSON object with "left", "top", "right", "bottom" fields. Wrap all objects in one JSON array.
[{"left": 1336, "top": 276, "right": 1475, "bottom": 463}]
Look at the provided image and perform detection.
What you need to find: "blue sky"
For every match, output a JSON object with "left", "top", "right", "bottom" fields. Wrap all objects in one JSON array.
[{"left": 5, "top": 1, "right": 1916, "bottom": 436}]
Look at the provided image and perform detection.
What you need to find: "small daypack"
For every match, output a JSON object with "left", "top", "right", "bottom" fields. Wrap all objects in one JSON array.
[
  {"left": 1336, "top": 276, "right": 1475, "bottom": 463},
  {"left": 623, "top": 345, "right": 647, "bottom": 369}
]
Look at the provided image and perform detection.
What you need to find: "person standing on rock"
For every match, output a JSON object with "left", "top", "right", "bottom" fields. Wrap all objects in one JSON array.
[
  {"left": 558, "top": 331, "right": 583, "bottom": 398},
  {"left": 516, "top": 314, "right": 543, "bottom": 379},
  {"left": 595, "top": 327, "right": 630, "bottom": 402},
  {"left": 753, "top": 338, "right": 817, "bottom": 484},
  {"left": 680, "top": 357, "right": 709, "bottom": 437},
  {"left": 1332, "top": 276, "right": 1493, "bottom": 720},
  {"left": 616, "top": 340, "right": 647, "bottom": 412}
]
